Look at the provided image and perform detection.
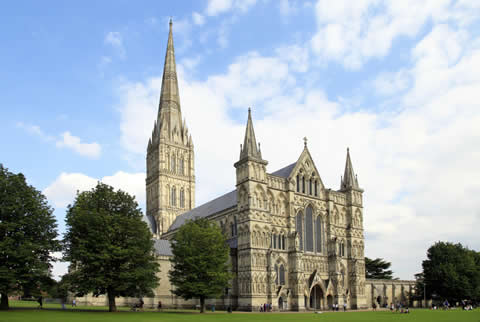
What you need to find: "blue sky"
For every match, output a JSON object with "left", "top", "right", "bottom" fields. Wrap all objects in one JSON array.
[{"left": 2, "top": 0, "right": 480, "bottom": 280}]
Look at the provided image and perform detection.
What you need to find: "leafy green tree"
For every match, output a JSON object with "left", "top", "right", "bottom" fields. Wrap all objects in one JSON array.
[
  {"left": 422, "top": 242, "right": 480, "bottom": 302},
  {"left": 169, "top": 218, "right": 232, "bottom": 313},
  {"left": 365, "top": 257, "right": 394, "bottom": 279},
  {"left": 0, "top": 165, "right": 59, "bottom": 310},
  {"left": 63, "top": 183, "right": 159, "bottom": 312}
]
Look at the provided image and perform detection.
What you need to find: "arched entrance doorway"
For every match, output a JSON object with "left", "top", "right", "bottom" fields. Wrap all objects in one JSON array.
[
  {"left": 327, "top": 295, "right": 333, "bottom": 309},
  {"left": 309, "top": 285, "right": 324, "bottom": 310},
  {"left": 278, "top": 296, "right": 285, "bottom": 310}
]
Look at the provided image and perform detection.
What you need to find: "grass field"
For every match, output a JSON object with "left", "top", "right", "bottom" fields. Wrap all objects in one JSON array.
[{"left": 0, "top": 307, "right": 479, "bottom": 322}]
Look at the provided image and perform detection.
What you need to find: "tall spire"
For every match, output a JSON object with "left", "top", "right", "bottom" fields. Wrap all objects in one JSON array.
[
  {"left": 240, "top": 108, "right": 263, "bottom": 160},
  {"left": 341, "top": 148, "right": 360, "bottom": 190},
  {"left": 157, "top": 19, "right": 183, "bottom": 139}
]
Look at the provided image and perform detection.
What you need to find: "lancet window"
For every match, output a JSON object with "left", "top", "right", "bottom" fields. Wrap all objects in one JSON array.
[
  {"left": 180, "top": 189, "right": 185, "bottom": 208},
  {"left": 305, "top": 206, "right": 314, "bottom": 252},
  {"left": 171, "top": 186, "right": 176, "bottom": 206},
  {"left": 171, "top": 155, "right": 176, "bottom": 172},
  {"left": 279, "top": 265, "right": 285, "bottom": 285},
  {"left": 179, "top": 159, "right": 184, "bottom": 175},
  {"left": 316, "top": 216, "right": 323, "bottom": 253},
  {"left": 296, "top": 212, "right": 303, "bottom": 251}
]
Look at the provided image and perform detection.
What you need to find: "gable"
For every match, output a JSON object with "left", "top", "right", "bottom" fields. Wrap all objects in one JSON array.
[{"left": 289, "top": 148, "right": 325, "bottom": 189}]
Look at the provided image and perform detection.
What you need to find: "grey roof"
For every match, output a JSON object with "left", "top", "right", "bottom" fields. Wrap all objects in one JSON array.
[
  {"left": 270, "top": 162, "right": 296, "bottom": 178},
  {"left": 168, "top": 190, "right": 237, "bottom": 232},
  {"left": 154, "top": 239, "right": 173, "bottom": 256}
]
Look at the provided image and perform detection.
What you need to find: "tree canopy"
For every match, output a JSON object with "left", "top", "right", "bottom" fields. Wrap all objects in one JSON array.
[
  {"left": 365, "top": 257, "right": 394, "bottom": 279},
  {"left": 0, "top": 165, "right": 59, "bottom": 310},
  {"left": 63, "top": 182, "right": 159, "bottom": 312},
  {"left": 421, "top": 241, "right": 480, "bottom": 302},
  {"left": 169, "top": 218, "right": 232, "bottom": 313}
]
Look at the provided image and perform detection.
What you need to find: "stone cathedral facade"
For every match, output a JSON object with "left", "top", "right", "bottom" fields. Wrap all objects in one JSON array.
[{"left": 140, "top": 22, "right": 415, "bottom": 311}]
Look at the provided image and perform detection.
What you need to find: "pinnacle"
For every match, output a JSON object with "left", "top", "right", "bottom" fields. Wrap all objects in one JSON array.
[
  {"left": 240, "top": 108, "right": 262, "bottom": 160},
  {"left": 341, "top": 147, "right": 360, "bottom": 190}
]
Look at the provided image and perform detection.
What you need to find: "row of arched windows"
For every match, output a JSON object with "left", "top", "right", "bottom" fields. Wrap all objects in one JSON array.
[
  {"left": 296, "top": 174, "right": 318, "bottom": 196},
  {"left": 230, "top": 217, "right": 238, "bottom": 237},
  {"left": 296, "top": 205, "right": 323, "bottom": 253},
  {"left": 271, "top": 234, "right": 286, "bottom": 250},
  {"left": 170, "top": 186, "right": 185, "bottom": 208},
  {"left": 274, "top": 264, "right": 286, "bottom": 285},
  {"left": 169, "top": 155, "right": 186, "bottom": 175}
]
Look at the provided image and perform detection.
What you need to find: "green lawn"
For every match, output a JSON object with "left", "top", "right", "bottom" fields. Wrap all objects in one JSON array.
[{"left": 0, "top": 308, "right": 479, "bottom": 322}]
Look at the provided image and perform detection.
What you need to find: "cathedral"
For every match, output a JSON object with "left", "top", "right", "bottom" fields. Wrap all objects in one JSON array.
[{"left": 79, "top": 21, "right": 416, "bottom": 311}]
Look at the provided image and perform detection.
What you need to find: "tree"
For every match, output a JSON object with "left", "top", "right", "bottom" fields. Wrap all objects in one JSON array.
[
  {"left": 0, "top": 165, "right": 59, "bottom": 310},
  {"left": 169, "top": 218, "right": 232, "bottom": 313},
  {"left": 365, "top": 257, "right": 394, "bottom": 279},
  {"left": 63, "top": 183, "right": 159, "bottom": 312},
  {"left": 422, "top": 241, "right": 480, "bottom": 302}
]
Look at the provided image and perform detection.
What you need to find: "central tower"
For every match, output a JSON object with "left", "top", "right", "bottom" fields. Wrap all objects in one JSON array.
[{"left": 146, "top": 20, "right": 195, "bottom": 237}]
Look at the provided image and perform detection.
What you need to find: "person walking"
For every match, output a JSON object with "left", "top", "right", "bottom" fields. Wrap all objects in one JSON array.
[{"left": 343, "top": 302, "right": 347, "bottom": 311}]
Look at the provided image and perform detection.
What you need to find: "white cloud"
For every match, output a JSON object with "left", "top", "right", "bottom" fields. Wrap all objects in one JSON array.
[
  {"left": 17, "top": 124, "right": 101, "bottom": 159},
  {"left": 192, "top": 12, "right": 205, "bottom": 25},
  {"left": 43, "top": 173, "right": 98, "bottom": 209},
  {"left": 205, "top": 0, "right": 257, "bottom": 16},
  {"left": 17, "top": 122, "right": 54, "bottom": 142},
  {"left": 373, "top": 70, "right": 410, "bottom": 96},
  {"left": 309, "top": 0, "right": 479, "bottom": 69},
  {"left": 56, "top": 131, "right": 102, "bottom": 159},
  {"left": 278, "top": 0, "right": 299, "bottom": 17},
  {"left": 43, "top": 171, "right": 145, "bottom": 209},
  {"left": 105, "top": 31, "right": 126, "bottom": 59}
]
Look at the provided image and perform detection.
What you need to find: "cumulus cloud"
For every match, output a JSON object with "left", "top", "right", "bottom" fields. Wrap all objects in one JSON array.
[
  {"left": 192, "top": 12, "right": 205, "bottom": 25},
  {"left": 310, "top": 0, "right": 479, "bottom": 69},
  {"left": 56, "top": 131, "right": 102, "bottom": 159},
  {"left": 43, "top": 171, "right": 145, "bottom": 209},
  {"left": 16, "top": 122, "right": 54, "bottom": 142},
  {"left": 105, "top": 31, "right": 126, "bottom": 59},
  {"left": 17, "top": 124, "right": 101, "bottom": 159},
  {"left": 205, "top": 0, "right": 257, "bottom": 16}
]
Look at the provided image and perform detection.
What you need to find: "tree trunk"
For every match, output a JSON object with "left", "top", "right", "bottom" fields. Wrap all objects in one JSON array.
[
  {"left": 200, "top": 296, "right": 205, "bottom": 313},
  {"left": 107, "top": 291, "right": 116, "bottom": 312},
  {"left": 0, "top": 293, "right": 8, "bottom": 310}
]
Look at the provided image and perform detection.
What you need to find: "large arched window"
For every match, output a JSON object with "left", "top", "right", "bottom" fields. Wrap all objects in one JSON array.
[
  {"left": 234, "top": 216, "right": 237, "bottom": 236},
  {"left": 171, "top": 155, "right": 176, "bottom": 172},
  {"left": 180, "top": 189, "right": 185, "bottom": 208},
  {"left": 275, "top": 264, "right": 279, "bottom": 284},
  {"left": 296, "top": 212, "right": 303, "bottom": 251},
  {"left": 316, "top": 216, "right": 322, "bottom": 253},
  {"left": 179, "top": 159, "right": 184, "bottom": 175},
  {"left": 305, "top": 206, "right": 314, "bottom": 252},
  {"left": 171, "top": 186, "right": 176, "bottom": 206},
  {"left": 279, "top": 265, "right": 285, "bottom": 285}
]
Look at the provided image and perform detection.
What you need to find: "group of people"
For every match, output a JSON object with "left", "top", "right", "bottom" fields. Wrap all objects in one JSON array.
[
  {"left": 331, "top": 303, "right": 347, "bottom": 311},
  {"left": 259, "top": 303, "right": 272, "bottom": 312},
  {"left": 390, "top": 302, "right": 409, "bottom": 313}
]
